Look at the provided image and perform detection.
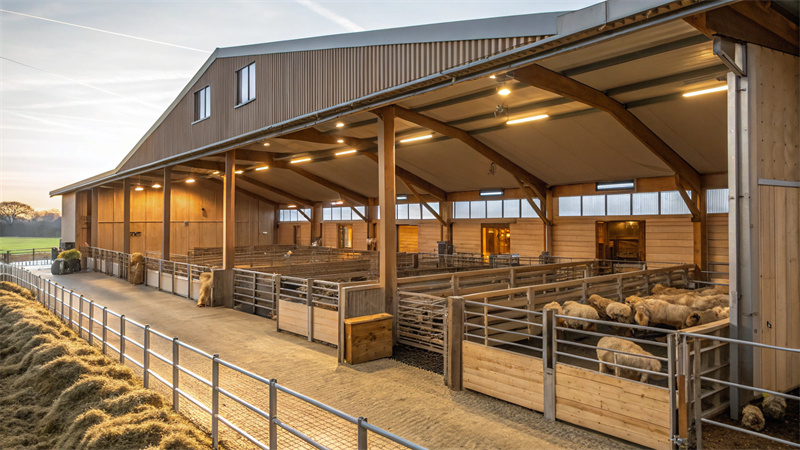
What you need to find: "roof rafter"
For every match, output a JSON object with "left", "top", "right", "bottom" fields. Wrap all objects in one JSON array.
[
  {"left": 238, "top": 175, "right": 314, "bottom": 208},
  {"left": 391, "top": 105, "right": 548, "bottom": 201},
  {"left": 512, "top": 64, "right": 702, "bottom": 193},
  {"left": 203, "top": 177, "right": 278, "bottom": 207}
]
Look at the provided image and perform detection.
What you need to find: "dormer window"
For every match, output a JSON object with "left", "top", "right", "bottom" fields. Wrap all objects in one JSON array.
[
  {"left": 194, "top": 86, "right": 210, "bottom": 122},
  {"left": 236, "top": 62, "right": 256, "bottom": 106}
]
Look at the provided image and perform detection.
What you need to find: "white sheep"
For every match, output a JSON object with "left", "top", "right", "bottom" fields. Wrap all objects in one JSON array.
[
  {"left": 634, "top": 299, "right": 694, "bottom": 329},
  {"left": 685, "top": 309, "right": 719, "bottom": 328},
  {"left": 712, "top": 306, "right": 730, "bottom": 320},
  {"left": 625, "top": 295, "right": 648, "bottom": 306},
  {"left": 197, "top": 272, "right": 213, "bottom": 307},
  {"left": 651, "top": 284, "right": 691, "bottom": 296},
  {"left": 587, "top": 294, "right": 614, "bottom": 320},
  {"left": 562, "top": 301, "right": 599, "bottom": 332},
  {"left": 742, "top": 404, "right": 765, "bottom": 431},
  {"left": 606, "top": 301, "right": 635, "bottom": 336},
  {"left": 596, "top": 336, "right": 661, "bottom": 383}
]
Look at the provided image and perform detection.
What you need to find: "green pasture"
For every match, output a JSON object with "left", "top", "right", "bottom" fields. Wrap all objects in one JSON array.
[{"left": 0, "top": 237, "right": 60, "bottom": 251}]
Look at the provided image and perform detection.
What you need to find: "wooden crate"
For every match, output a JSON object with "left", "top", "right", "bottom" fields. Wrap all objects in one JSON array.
[{"left": 345, "top": 313, "right": 393, "bottom": 364}]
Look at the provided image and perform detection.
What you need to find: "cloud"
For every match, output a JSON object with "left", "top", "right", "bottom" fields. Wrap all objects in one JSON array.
[{"left": 294, "top": 0, "right": 365, "bottom": 32}]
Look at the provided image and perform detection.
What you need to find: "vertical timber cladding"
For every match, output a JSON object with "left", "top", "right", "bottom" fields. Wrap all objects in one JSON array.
[
  {"left": 93, "top": 179, "right": 275, "bottom": 256},
  {"left": 119, "top": 37, "right": 540, "bottom": 172},
  {"left": 748, "top": 44, "right": 800, "bottom": 392}
]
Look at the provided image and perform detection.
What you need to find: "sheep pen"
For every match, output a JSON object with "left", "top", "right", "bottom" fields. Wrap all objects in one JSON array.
[{"left": 0, "top": 281, "right": 213, "bottom": 450}]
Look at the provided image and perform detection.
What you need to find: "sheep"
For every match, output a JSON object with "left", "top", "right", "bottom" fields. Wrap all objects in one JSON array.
[
  {"left": 606, "top": 301, "right": 635, "bottom": 336},
  {"left": 741, "top": 404, "right": 765, "bottom": 431},
  {"left": 712, "top": 306, "right": 730, "bottom": 320},
  {"left": 542, "top": 301, "right": 565, "bottom": 327},
  {"left": 129, "top": 252, "right": 146, "bottom": 285},
  {"left": 197, "top": 272, "right": 213, "bottom": 307},
  {"left": 762, "top": 395, "right": 787, "bottom": 421},
  {"left": 562, "top": 301, "right": 599, "bottom": 332},
  {"left": 596, "top": 336, "right": 661, "bottom": 383},
  {"left": 625, "top": 295, "right": 648, "bottom": 306},
  {"left": 587, "top": 294, "right": 614, "bottom": 320},
  {"left": 685, "top": 309, "right": 719, "bottom": 328},
  {"left": 651, "top": 284, "right": 691, "bottom": 296},
  {"left": 634, "top": 299, "right": 694, "bottom": 329}
]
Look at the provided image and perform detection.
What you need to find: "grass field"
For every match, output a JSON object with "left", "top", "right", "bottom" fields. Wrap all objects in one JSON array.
[{"left": 0, "top": 237, "right": 60, "bottom": 251}]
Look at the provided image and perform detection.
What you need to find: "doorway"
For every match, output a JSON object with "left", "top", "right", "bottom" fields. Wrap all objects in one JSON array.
[
  {"left": 596, "top": 220, "right": 645, "bottom": 261},
  {"left": 397, "top": 225, "right": 419, "bottom": 253},
  {"left": 337, "top": 224, "right": 353, "bottom": 249},
  {"left": 481, "top": 224, "right": 511, "bottom": 257},
  {"left": 293, "top": 225, "right": 302, "bottom": 245}
]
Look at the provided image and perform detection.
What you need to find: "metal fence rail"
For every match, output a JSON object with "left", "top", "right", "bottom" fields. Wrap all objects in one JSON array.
[
  {"left": 397, "top": 292, "right": 446, "bottom": 353},
  {"left": 233, "top": 268, "right": 279, "bottom": 317},
  {"left": 1, "top": 263, "right": 424, "bottom": 450},
  {"left": 2, "top": 247, "right": 56, "bottom": 265}
]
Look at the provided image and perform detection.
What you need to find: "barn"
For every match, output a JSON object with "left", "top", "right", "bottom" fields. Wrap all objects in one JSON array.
[{"left": 52, "top": 1, "right": 799, "bottom": 448}]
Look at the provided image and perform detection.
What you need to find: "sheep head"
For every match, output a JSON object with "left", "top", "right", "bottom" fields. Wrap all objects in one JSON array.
[{"left": 634, "top": 304, "right": 650, "bottom": 326}]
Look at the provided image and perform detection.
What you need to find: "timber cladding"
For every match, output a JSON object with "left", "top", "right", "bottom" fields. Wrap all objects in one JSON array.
[
  {"left": 277, "top": 300, "right": 338, "bottom": 345},
  {"left": 120, "top": 37, "right": 540, "bottom": 172},
  {"left": 462, "top": 341, "right": 671, "bottom": 450}
]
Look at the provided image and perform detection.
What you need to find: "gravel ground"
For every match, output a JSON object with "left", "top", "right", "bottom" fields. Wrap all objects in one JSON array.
[
  {"left": 34, "top": 269, "right": 639, "bottom": 450},
  {"left": 390, "top": 344, "right": 444, "bottom": 375}
]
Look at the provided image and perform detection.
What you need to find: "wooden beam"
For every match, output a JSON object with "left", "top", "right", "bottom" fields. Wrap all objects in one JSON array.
[
  {"left": 296, "top": 208, "right": 312, "bottom": 222},
  {"left": 375, "top": 107, "right": 398, "bottom": 343},
  {"left": 392, "top": 105, "right": 548, "bottom": 201},
  {"left": 675, "top": 175, "right": 702, "bottom": 221},
  {"left": 283, "top": 127, "right": 448, "bottom": 201},
  {"left": 161, "top": 167, "right": 171, "bottom": 260},
  {"left": 693, "top": 188, "right": 708, "bottom": 282},
  {"left": 90, "top": 187, "right": 99, "bottom": 248},
  {"left": 238, "top": 175, "right": 313, "bottom": 208},
  {"left": 223, "top": 150, "right": 236, "bottom": 272},
  {"left": 122, "top": 178, "right": 131, "bottom": 254},
  {"left": 204, "top": 177, "right": 278, "bottom": 207},
  {"left": 685, "top": 4, "right": 798, "bottom": 56},
  {"left": 279, "top": 164, "right": 369, "bottom": 205},
  {"left": 514, "top": 177, "right": 551, "bottom": 226},
  {"left": 401, "top": 178, "right": 447, "bottom": 228},
  {"left": 512, "top": 64, "right": 703, "bottom": 193},
  {"left": 340, "top": 198, "right": 367, "bottom": 223},
  {"left": 235, "top": 149, "right": 275, "bottom": 165}
]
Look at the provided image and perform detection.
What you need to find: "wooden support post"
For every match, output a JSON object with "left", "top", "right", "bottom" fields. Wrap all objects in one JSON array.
[
  {"left": 162, "top": 167, "right": 172, "bottom": 260},
  {"left": 446, "top": 296, "right": 464, "bottom": 390},
  {"left": 545, "top": 189, "right": 554, "bottom": 254},
  {"left": 122, "top": 178, "right": 131, "bottom": 254},
  {"left": 693, "top": 189, "right": 708, "bottom": 281},
  {"left": 441, "top": 201, "right": 453, "bottom": 242},
  {"left": 311, "top": 204, "right": 322, "bottom": 244},
  {"left": 220, "top": 150, "right": 236, "bottom": 307},
  {"left": 376, "top": 107, "right": 398, "bottom": 343},
  {"left": 90, "top": 187, "right": 99, "bottom": 249}
]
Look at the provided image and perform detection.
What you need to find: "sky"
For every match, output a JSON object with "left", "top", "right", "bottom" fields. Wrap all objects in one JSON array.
[{"left": 0, "top": 0, "right": 600, "bottom": 211}]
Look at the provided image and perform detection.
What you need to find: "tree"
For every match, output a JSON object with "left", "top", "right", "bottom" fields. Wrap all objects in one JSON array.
[{"left": 0, "top": 201, "right": 35, "bottom": 224}]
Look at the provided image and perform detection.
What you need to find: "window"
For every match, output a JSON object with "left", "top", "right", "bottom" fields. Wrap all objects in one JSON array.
[
  {"left": 279, "top": 209, "right": 310, "bottom": 222},
  {"left": 559, "top": 196, "right": 582, "bottom": 217},
  {"left": 606, "top": 194, "right": 631, "bottom": 216},
  {"left": 321, "top": 206, "right": 365, "bottom": 221},
  {"left": 632, "top": 192, "right": 659, "bottom": 215},
  {"left": 236, "top": 62, "right": 256, "bottom": 105},
  {"left": 660, "top": 191, "right": 691, "bottom": 215},
  {"left": 582, "top": 195, "right": 606, "bottom": 216},
  {"left": 706, "top": 189, "right": 729, "bottom": 214},
  {"left": 194, "top": 86, "right": 210, "bottom": 121}
]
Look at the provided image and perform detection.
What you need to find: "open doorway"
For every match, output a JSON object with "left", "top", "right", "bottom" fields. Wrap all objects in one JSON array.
[
  {"left": 337, "top": 224, "right": 353, "bottom": 249},
  {"left": 481, "top": 224, "right": 511, "bottom": 257},
  {"left": 397, "top": 225, "right": 418, "bottom": 253},
  {"left": 596, "top": 220, "right": 645, "bottom": 262}
]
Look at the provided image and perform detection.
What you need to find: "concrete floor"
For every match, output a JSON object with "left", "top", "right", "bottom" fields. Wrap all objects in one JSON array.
[{"left": 34, "top": 267, "right": 638, "bottom": 450}]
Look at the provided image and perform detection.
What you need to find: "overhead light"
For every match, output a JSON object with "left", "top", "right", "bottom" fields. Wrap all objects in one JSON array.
[
  {"left": 288, "top": 204, "right": 297, "bottom": 208},
  {"left": 235, "top": 170, "right": 244, "bottom": 174},
  {"left": 596, "top": 180, "right": 635, "bottom": 191},
  {"left": 186, "top": 178, "right": 195, "bottom": 183},
  {"left": 152, "top": 183, "right": 161, "bottom": 188},
  {"left": 683, "top": 85, "right": 727, "bottom": 97},
  {"left": 489, "top": 74, "right": 496, "bottom": 79},
  {"left": 396, "top": 194, "right": 408, "bottom": 201},
  {"left": 290, "top": 157, "right": 311, "bottom": 164},
  {"left": 506, "top": 114, "right": 549, "bottom": 125},
  {"left": 212, "top": 171, "right": 219, "bottom": 175},
  {"left": 256, "top": 165, "right": 269, "bottom": 171},
  {"left": 335, "top": 122, "right": 345, "bottom": 128},
  {"left": 332, "top": 201, "right": 343, "bottom": 205},
  {"left": 336, "top": 139, "right": 344, "bottom": 143},
  {"left": 498, "top": 87, "right": 511, "bottom": 96},
  {"left": 399, "top": 134, "right": 433, "bottom": 143},
  {"left": 263, "top": 142, "right": 270, "bottom": 147},
  {"left": 135, "top": 186, "right": 144, "bottom": 191},
  {"left": 335, "top": 149, "right": 357, "bottom": 156},
  {"left": 480, "top": 189, "right": 504, "bottom": 197}
]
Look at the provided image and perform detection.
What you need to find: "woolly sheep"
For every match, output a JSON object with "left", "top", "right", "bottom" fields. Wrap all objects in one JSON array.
[
  {"left": 742, "top": 404, "right": 765, "bottom": 431},
  {"left": 606, "top": 301, "right": 635, "bottom": 336},
  {"left": 129, "top": 253, "right": 146, "bottom": 286},
  {"left": 542, "top": 301, "right": 565, "bottom": 328},
  {"left": 587, "top": 294, "right": 614, "bottom": 320},
  {"left": 763, "top": 395, "right": 787, "bottom": 421},
  {"left": 651, "top": 284, "right": 691, "bottom": 296},
  {"left": 712, "top": 306, "right": 730, "bottom": 320},
  {"left": 625, "top": 295, "right": 647, "bottom": 306},
  {"left": 685, "top": 309, "right": 719, "bottom": 328},
  {"left": 596, "top": 336, "right": 661, "bottom": 383},
  {"left": 562, "top": 301, "right": 599, "bottom": 332},
  {"left": 197, "top": 272, "right": 213, "bottom": 307},
  {"left": 634, "top": 299, "right": 694, "bottom": 329}
]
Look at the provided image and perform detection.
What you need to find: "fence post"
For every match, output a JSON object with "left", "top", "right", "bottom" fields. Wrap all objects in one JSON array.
[
  {"left": 693, "top": 339, "right": 703, "bottom": 450},
  {"left": 212, "top": 354, "right": 220, "bottom": 450},
  {"left": 68, "top": 291, "right": 73, "bottom": 330},
  {"left": 357, "top": 417, "right": 368, "bottom": 450},
  {"left": 158, "top": 260, "right": 163, "bottom": 291},
  {"left": 667, "top": 334, "right": 677, "bottom": 446},
  {"left": 269, "top": 378, "right": 278, "bottom": 450},
  {"left": 78, "top": 295, "right": 84, "bottom": 338},
  {"left": 88, "top": 301, "right": 95, "bottom": 346},
  {"left": 445, "top": 296, "right": 464, "bottom": 390},
  {"left": 102, "top": 307, "right": 108, "bottom": 355},
  {"left": 143, "top": 325, "right": 151, "bottom": 388},
  {"left": 306, "top": 279, "right": 314, "bottom": 342},
  {"left": 677, "top": 335, "right": 689, "bottom": 444},
  {"left": 171, "top": 262, "right": 176, "bottom": 295},
  {"left": 120, "top": 315, "right": 126, "bottom": 364},
  {"left": 543, "top": 308, "right": 556, "bottom": 421},
  {"left": 172, "top": 337, "right": 180, "bottom": 412}
]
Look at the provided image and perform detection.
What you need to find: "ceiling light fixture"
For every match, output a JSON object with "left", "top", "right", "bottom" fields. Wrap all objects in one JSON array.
[
  {"left": 682, "top": 85, "right": 727, "bottom": 97},
  {"left": 263, "top": 142, "right": 270, "bottom": 147},
  {"left": 399, "top": 134, "right": 433, "bottom": 143},
  {"left": 332, "top": 201, "right": 343, "bottom": 205},
  {"left": 498, "top": 87, "right": 511, "bottom": 96},
  {"left": 152, "top": 183, "right": 161, "bottom": 188},
  {"left": 290, "top": 157, "right": 311, "bottom": 164},
  {"left": 287, "top": 204, "right": 297, "bottom": 208},
  {"left": 212, "top": 171, "right": 219, "bottom": 175},
  {"left": 336, "top": 139, "right": 344, "bottom": 143},
  {"left": 135, "top": 186, "right": 144, "bottom": 191},
  {"left": 256, "top": 165, "right": 269, "bottom": 171},
  {"left": 335, "top": 149, "right": 357, "bottom": 156},
  {"left": 480, "top": 189, "right": 504, "bottom": 197},
  {"left": 186, "top": 178, "right": 195, "bottom": 183},
  {"left": 489, "top": 74, "right": 496, "bottom": 79},
  {"left": 396, "top": 194, "right": 408, "bottom": 201},
  {"left": 506, "top": 114, "right": 549, "bottom": 125},
  {"left": 335, "top": 122, "right": 345, "bottom": 128},
  {"left": 235, "top": 170, "right": 244, "bottom": 174},
  {"left": 596, "top": 180, "right": 635, "bottom": 191}
]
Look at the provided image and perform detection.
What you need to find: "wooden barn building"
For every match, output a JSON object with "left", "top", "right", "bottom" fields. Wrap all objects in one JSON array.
[{"left": 52, "top": 0, "right": 798, "bottom": 447}]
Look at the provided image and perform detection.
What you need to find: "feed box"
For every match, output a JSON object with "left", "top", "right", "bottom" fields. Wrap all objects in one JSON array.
[{"left": 344, "top": 313, "right": 393, "bottom": 364}]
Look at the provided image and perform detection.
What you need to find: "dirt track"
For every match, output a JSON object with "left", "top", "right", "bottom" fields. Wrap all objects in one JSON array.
[{"left": 36, "top": 268, "right": 638, "bottom": 450}]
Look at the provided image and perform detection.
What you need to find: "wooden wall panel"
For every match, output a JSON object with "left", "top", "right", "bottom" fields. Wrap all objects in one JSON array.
[
  {"left": 707, "top": 213, "right": 729, "bottom": 266},
  {"left": 462, "top": 341, "right": 544, "bottom": 412},
  {"left": 120, "top": 36, "right": 542, "bottom": 173},
  {"left": 322, "top": 223, "right": 338, "bottom": 248},
  {"left": 552, "top": 219, "right": 595, "bottom": 260},
  {"left": 277, "top": 224, "right": 294, "bottom": 245},
  {"left": 353, "top": 222, "right": 368, "bottom": 251},
  {"left": 510, "top": 220, "right": 544, "bottom": 256},
  {"left": 418, "top": 222, "right": 441, "bottom": 253},
  {"left": 397, "top": 226, "right": 419, "bottom": 253},
  {"left": 452, "top": 222, "right": 482, "bottom": 254},
  {"left": 646, "top": 217, "right": 693, "bottom": 264}
]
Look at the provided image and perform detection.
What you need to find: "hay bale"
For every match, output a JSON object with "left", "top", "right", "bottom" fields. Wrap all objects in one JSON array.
[
  {"left": 762, "top": 394, "right": 787, "bottom": 421},
  {"left": 196, "top": 272, "right": 213, "bottom": 307},
  {"left": 0, "top": 281, "right": 34, "bottom": 300},
  {"left": 741, "top": 404, "right": 765, "bottom": 431},
  {"left": 128, "top": 253, "right": 145, "bottom": 285}
]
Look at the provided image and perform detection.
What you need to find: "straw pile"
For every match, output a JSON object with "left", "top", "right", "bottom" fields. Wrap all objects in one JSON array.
[{"left": 0, "top": 282, "right": 212, "bottom": 450}]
